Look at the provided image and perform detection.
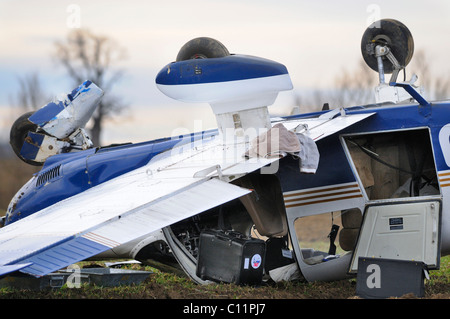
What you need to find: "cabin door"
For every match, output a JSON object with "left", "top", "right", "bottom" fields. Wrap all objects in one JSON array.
[{"left": 349, "top": 199, "right": 441, "bottom": 273}]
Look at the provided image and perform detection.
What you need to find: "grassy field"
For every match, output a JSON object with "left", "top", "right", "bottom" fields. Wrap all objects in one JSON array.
[{"left": 0, "top": 255, "right": 448, "bottom": 300}]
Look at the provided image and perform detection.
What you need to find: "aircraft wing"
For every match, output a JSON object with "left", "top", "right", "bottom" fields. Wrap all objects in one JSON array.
[
  {"left": 281, "top": 110, "right": 375, "bottom": 141},
  {"left": 1, "top": 178, "right": 251, "bottom": 277},
  {"left": 0, "top": 111, "right": 374, "bottom": 277},
  {"left": 0, "top": 137, "right": 272, "bottom": 277}
]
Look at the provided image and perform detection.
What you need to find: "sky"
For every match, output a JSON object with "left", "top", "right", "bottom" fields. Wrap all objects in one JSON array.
[{"left": 1, "top": 0, "right": 450, "bottom": 144}]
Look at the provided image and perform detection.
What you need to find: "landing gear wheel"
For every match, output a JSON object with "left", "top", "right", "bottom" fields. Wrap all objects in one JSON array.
[
  {"left": 9, "top": 111, "right": 43, "bottom": 166},
  {"left": 361, "top": 19, "right": 414, "bottom": 74},
  {"left": 176, "top": 37, "right": 230, "bottom": 61}
]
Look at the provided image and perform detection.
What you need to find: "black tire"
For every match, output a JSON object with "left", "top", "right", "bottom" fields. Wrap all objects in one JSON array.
[
  {"left": 176, "top": 37, "right": 230, "bottom": 61},
  {"left": 361, "top": 19, "right": 414, "bottom": 73},
  {"left": 9, "top": 111, "right": 43, "bottom": 166}
]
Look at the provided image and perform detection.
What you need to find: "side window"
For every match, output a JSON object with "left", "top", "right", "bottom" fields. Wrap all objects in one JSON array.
[
  {"left": 294, "top": 208, "right": 362, "bottom": 264},
  {"left": 343, "top": 129, "right": 439, "bottom": 200}
]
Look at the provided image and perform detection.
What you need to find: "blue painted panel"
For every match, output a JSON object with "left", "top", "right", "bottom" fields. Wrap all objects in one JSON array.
[
  {"left": 20, "top": 131, "right": 44, "bottom": 161},
  {"left": 390, "top": 82, "right": 430, "bottom": 107},
  {"left": 156, "top": 54, "right": 288, "bottom": 86},
  {"left": 86, "top": 143, "right": 155, "bottom": 187},
  {"left": 29, "top": 101, "right": 65, "bottom": 126},
  {"left": 277, "top": 134, "right": 355, "bottom": 192},
  {"left": 425, "top": 104, "right": 450, "bottom": 171},
  {"left": 68, "top": 80, "right": 93, "bottom": 101}
]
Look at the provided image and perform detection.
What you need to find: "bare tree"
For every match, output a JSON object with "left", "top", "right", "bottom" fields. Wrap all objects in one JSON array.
[
  {"left": 410, "top": 49, "right": 450, "bottom": 100},
  {"left": 294, "top": 59, "right": 377, "bottom": 114},
  {"left": 11, "top": 71, "right": 49, "bottom": 112},
  {"left": 292, "top": 50, "right": 450, "bottom": 116},
  {"left": 5, "top": 71, "right": 49, "bottom": 132},
  {"left": 54, "top": 29, "right": 127, "bottom": 146},
  {"left": 332, "top": 59, "right": 377, "bottom": 107},
  {"left": 434, "top": 77, "right": 450, "bottom": 100}
]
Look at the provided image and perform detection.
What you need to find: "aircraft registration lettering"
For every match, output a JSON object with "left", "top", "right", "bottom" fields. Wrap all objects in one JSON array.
[{"left": 438, "top": 124, "right": 450, "bottom": 168}]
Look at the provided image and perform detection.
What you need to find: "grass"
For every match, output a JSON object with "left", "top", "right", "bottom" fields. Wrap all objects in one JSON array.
[
  {"left": 0, "top": 256, "right": 448, "bottom": 299},
  {"left": 426, "top": 255, "right": 450, "bottom": 296}
]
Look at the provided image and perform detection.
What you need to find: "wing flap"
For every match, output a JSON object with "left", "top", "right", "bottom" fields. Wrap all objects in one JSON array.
[{"left": 17, "top": 237, "right": 110, "bottom": 277}]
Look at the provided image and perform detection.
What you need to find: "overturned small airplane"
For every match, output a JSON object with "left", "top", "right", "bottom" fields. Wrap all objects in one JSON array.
[{"left": 1, "top": 19, "right": 449, "bottom": 285}]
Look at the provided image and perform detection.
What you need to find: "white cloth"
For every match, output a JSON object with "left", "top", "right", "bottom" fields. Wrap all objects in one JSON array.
[
  {"left": 296, "top": 133, "right": 320, "bottom": 174},
  {"left": 246, "top": 123, "right": 301, "bottom": 158},
  {"left": 268, "top": 263, "right": 302, "bottom": 282},
  {"left": 246, "top": 123, "right": 320, "bottom": 173}
]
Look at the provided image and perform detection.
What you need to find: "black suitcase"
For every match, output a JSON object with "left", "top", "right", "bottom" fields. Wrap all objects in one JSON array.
[{"left": 196, "top": 229, "right": 266, "bottom": 285}]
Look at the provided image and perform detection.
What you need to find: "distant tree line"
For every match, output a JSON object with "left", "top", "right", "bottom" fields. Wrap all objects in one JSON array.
[{"left": 292, "top": 49, "right": 450, "bottom": 114}]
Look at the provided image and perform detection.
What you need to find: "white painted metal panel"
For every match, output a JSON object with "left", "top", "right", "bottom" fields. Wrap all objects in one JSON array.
[
  {"left": 83, "top": 179, "right": 250, "bottom": 250},
  {"left": 349, "top": 200, "right": 441, "bottom": 273},
  {"left": 156, "top": 74, "right": 293, "bottom": 114},
  {"left": 281, "top": 112, "right": 375, "bottom": 141}
]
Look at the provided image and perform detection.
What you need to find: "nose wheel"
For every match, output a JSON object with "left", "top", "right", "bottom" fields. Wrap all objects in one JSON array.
[
  {"left": 9, "top": 111, "right": 43, "bottom": 166},
  {"left": 176, "top": 37, "right": 230, "bottom": 61}
]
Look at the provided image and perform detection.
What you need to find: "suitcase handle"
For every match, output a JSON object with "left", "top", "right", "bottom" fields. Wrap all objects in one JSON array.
[{"left": 215, "top": 230, "right": 247, "bottom": 241}]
